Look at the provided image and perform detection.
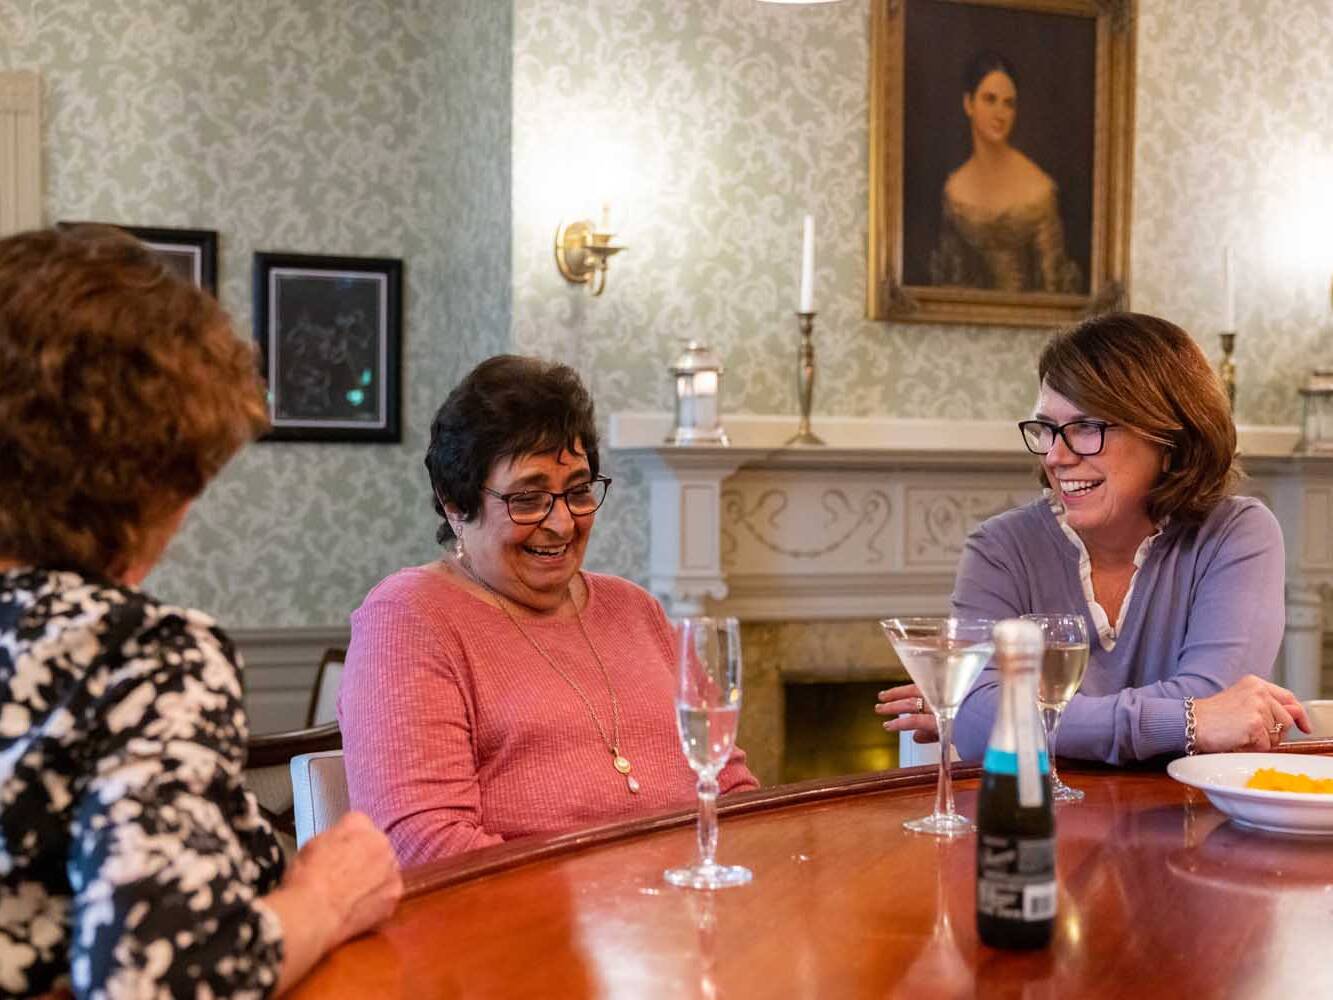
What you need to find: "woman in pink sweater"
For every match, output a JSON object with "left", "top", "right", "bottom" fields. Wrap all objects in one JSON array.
[{"left": 340, "top": 356, "right": 759, "bottom": 865}]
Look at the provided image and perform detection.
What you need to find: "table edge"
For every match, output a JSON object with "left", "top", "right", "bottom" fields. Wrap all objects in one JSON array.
[
  {"left": 403, "top": 761, "right": 974, "bottom": 897},
  {"left": 401, "top": 739, "right": 1333, "bottom": 898}
]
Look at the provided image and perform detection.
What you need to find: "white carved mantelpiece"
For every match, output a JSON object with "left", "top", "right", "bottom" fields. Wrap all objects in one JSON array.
[
  {"left": 626, "top": 446, "right": 747, "bottom": 616},
  {"left": 611, "top": 414, "right": 1333, "bottom": 698}
]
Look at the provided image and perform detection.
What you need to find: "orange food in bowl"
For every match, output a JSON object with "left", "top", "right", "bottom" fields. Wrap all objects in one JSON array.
[{"left": 1245, "top": 767, "right": 1333, "bottom": 794}]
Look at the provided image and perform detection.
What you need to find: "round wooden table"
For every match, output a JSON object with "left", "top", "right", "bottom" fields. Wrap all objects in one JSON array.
[{"left": 291, "top": 743, "right": 1333, "bottom": 998}]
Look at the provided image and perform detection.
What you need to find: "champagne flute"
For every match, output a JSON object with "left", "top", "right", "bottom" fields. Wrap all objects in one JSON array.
[
  {"left": 880, "top": 617, "right": 996, "bottom": 836},
  {"left": 1023, "top": 613, "right": 1090, "bottom": 802},
  {"left": 665, "top": 616, "right": 752, "bottom": 890}
]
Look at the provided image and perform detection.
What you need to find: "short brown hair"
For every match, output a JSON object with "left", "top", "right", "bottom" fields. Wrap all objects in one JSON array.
[
  {"left": 1038, "top": 312, "right": 1237, "bottom": 524},
  {"left": 424, "top": 355, "right": 600, "bottom": 544},
  {"left": 0, "top": 226, "right": 268, "bottom": 577}
]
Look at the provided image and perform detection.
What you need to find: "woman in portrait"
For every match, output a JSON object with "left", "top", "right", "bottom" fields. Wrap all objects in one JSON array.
[
  {"left": 930, "top": 50, "right": 1082, "bottom": 293},
  {"left": 0, "top": 226, "right": 401, "bottom": 997},
  {"left": 878, "top": 312, "right": 1309, "bottom": 762},
  {"left": 340, "top": 356, "right": 758, "bottom": 865}
]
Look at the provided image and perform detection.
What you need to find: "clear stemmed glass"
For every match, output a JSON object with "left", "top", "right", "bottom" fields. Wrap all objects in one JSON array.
[
  {"left": 688, "top": 891, "right": 720, "bottom": 1000},
  {"left": 1024, "top": 613, "right": 1091, "bottom": 803},
  {"left": 665, "top": 615, "right": 753, "bottom": 890},
  {"left": 880, "top": 617, "right": 996, "bottom": 836},
  {"left": 898, "top": 840, "right": 971, "bottom": 996}
]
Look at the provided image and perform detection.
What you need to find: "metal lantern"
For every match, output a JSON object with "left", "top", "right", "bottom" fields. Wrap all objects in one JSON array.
[
  {"left": 667, "top": 340, "right": 729, "bottom": 446},
  {"left": 1299, "top": 368, "right": 1333, "bottom": 453}
]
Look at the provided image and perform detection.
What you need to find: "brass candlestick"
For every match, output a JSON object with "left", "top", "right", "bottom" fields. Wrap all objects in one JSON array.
[
  {"left": 1218, "top": 331, "right": 1236, "bottom": 411},
  {"left": 785, "top": 311, "right": 826, "bottom": 446}
]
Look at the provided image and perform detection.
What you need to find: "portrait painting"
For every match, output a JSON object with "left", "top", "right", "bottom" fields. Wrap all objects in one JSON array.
[
  {"left": 57, "top": 223, "right": 218, "bottom": 293},
  {"left": 253, "top": 252, "right": 402, "bottom": 443},
  {"left": 868, "top": 0, "right": 1135, "bottom": 327}
]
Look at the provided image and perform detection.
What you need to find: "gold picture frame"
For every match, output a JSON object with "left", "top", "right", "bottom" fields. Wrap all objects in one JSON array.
[{"left": 867, "top": 0, "right": 1136, "bottom": 327}]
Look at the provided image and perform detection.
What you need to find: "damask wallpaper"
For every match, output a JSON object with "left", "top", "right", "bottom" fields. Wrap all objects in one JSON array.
[
  {"left": 1131, "top": 0, "right": 1333, "bottom": 426},
  {"left": 0, "top": 0, "right": 511, "bottom": 627},
  {"left": 512, "top": 0, "right": 1333, "bottom": 584},
  {"left": 4, "top": 0, "right": 1329, "bottom": 626}
]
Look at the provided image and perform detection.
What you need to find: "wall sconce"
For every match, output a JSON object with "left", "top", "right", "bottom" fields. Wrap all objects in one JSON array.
[{"left": 554, "top": 209, "right": 625, "bottom": 296}]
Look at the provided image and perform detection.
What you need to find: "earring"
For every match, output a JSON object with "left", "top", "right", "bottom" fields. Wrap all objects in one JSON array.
[{"left": 453, "top": 527, "right": 466, "bottom": 560}]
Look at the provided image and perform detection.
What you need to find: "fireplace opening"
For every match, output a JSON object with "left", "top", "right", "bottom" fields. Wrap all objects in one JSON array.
[{"left": 782, "top": 680, "right": 898, "bottom": 783}]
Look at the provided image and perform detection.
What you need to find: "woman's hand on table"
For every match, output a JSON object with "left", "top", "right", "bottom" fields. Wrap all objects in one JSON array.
[
  {"left": 267, "top": 811, "right": 403, "bottom": 994},
  {"left": 875, "top": 683, "right": 939, "bottom": 743},
  {"left": 287, "top": 811, "right": 403, "bottom": 946},
  {"left": 1194, "top": 674, "right": 1312, "bottom": 753}
]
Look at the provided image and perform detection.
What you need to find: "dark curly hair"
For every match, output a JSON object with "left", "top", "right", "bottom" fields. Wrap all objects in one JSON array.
[
  {"left": 0, "top": 225, "right": 269, "bottom": 577},
  {"left": 425, "top": 355, "right": 600, "bottom": 544},
  {"left": 1038, "top": 311, "right": 1238, "bottom": 524},
  {"left": 964, "top": 50, "right": 1019, "bottom": 96}
]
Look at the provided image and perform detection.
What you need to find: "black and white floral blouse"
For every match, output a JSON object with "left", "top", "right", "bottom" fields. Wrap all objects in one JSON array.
[{"left": 0, "top": 568, "right": 285, "bottom": 998}]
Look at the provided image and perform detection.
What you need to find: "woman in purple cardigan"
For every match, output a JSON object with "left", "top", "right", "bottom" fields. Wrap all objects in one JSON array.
[{"left": 877, "top": 312, "right": 1310, "bottom": 763}]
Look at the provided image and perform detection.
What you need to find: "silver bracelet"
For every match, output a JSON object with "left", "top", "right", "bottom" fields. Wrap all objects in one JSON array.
[{"left": 1184, "top": 696, "right": 1197, "bottom": 756}]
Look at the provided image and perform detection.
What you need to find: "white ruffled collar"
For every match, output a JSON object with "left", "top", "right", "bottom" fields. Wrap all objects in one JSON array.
[{"left": 1044, "top": 489, "right": 1168, "bottom": 652}]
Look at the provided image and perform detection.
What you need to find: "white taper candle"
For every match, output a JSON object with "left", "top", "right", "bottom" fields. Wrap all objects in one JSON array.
[
  {"left": 798, "top": 215, "right": 815, "bottom": 313},
  {"left": 1223, "top": 246, "right": 1235, "bottom": 331}
]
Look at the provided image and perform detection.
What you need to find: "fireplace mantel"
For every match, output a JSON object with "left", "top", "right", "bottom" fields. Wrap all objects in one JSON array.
[{"left": 610, "top": 413, "right": 1332, "bottom": 698}]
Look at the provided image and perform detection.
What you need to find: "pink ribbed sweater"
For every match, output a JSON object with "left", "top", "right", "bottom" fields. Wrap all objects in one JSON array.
[{"left": 339, "top": 565, "right": 759, "bottom": 866}]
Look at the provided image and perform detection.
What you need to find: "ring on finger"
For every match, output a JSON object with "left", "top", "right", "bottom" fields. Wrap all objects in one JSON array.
[
  {"left": 914, "top": 696, "right": 925, "bottom": 714},
  {"left": 1270, "top": 721, "right": 1285, "bottom": 737}
]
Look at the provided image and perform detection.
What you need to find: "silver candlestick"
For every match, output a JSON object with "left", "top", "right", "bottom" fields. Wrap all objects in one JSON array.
[
  {"left": 1218, "top": 330, "right": 1236, "bottom": 411},
  {"left": 785, "top": 311, "right": 825, "bottom": 446}
]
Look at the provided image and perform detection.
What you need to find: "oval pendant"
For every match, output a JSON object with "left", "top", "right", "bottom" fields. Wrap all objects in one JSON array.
[
  {"left": 613, "top": 755, "right": 632, "bottom": 775},
  {"left": 627, "top": 775, "right": 640, "bottom": 793}
]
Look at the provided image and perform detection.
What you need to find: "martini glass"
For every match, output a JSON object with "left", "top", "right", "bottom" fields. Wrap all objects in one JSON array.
[
  {"left": 1024, "top": 613, "right": 1090, "bottom": 802},
  {"left": 898, "top": 840, "right": 970, "bottom": 996},
  {"left": 880, "top": 617, "right": 996, "bottom": 836}
]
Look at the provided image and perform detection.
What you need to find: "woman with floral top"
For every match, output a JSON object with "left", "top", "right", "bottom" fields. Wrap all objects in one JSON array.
[{"left": 0, "top": 226, "right": 401, "bottom": 998}]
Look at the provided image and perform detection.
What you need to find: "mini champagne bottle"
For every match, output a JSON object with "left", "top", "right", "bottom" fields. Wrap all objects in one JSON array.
[{"left": 976, "top": 618, "right": 1056, "bottom": 949}]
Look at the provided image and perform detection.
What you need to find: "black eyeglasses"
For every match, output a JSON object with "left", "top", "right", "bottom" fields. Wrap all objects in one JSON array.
[
  {"left": 481, "top": 476, "right": 612, "bottom": 525},
  {"left": 1018, "top": 419, "right": 1117, "bottom": 457}
]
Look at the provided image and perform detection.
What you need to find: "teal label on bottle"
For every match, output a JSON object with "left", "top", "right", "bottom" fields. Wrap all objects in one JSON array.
[{"left": 983, "top": 747, "right": 1050, "bottom": 776}]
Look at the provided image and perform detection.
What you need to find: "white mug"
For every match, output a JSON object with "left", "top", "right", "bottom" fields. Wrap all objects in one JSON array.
[{"left": 1301, "top": 699, "right": 1333, "bottom": 738}]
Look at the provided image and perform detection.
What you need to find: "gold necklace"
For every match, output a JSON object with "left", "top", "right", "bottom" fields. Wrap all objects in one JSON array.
[{"left": 458, "top": 556, "right": 640, "bottom": 794}]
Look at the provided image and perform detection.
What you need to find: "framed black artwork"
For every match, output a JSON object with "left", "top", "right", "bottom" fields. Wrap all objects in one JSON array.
[
  {"left": 253, "top": 252, "right": 402, "bottom": 443},
  {"left": 58, "top": 222, "right": 218, "bottom": 293}
]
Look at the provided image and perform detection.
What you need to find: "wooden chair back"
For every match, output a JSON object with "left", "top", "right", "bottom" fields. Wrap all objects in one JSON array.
[
  {"left": 307, "top": 647, "right": 346, "bottom": 728},
  {"left": 244, "top": 722, "right": 342, "bottom": 856}
]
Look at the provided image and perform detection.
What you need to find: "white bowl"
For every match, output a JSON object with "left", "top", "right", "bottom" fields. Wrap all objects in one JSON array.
[{"left": 1167, "top": 752, "right": 1333, "bottom": 836}]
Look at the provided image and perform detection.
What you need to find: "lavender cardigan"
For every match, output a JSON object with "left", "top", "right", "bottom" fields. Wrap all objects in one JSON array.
[{"left": 952, "top": 495, "right": 1285, "bottom": 763}]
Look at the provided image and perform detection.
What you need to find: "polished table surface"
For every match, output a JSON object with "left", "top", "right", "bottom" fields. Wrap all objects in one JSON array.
[{"left": 291, "top": 743, "right": 1333, "bottom": 999}]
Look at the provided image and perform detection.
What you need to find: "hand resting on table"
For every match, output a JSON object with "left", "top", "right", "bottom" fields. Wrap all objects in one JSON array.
[{"left": 874, "top": 674, "right": 1313, "bottom": 754}]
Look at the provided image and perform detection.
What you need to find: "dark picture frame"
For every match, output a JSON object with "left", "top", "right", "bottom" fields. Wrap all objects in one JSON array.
[
  {"left": 867, "top": 0, "right": 1136, "bottom": 327},
  {"left": 58, "top": 223, "right": 218, "bottom": 293},
  {"left": 253, "top": 252, "right": 402, "bottom": 443}
]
